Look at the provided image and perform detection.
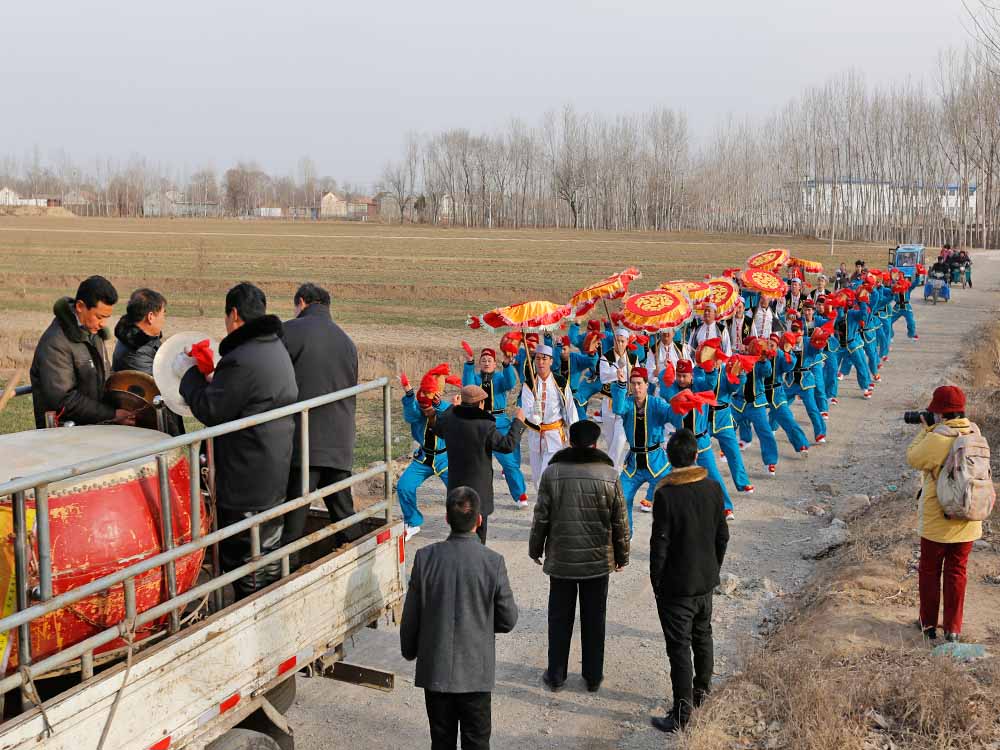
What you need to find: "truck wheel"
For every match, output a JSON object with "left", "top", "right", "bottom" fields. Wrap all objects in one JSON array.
[
  {"left": 207, "top": 728, "right": 280, "bottom": 750},
  {"left": 264, "top": 675, "right": 297, "bottom": 714}
]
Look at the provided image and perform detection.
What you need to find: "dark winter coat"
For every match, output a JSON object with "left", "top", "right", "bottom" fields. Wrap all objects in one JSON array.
[
  {"left": 528, "top": 445, "right": 629, "bottom": 579},
  {"left": 431, "top": 405, "right": 525, "bottom": 516},
  {"left": 282, "top": 304, "right": 358, "bottom": 471},
  {"left": 111, "top": 316, "right": 184, "bottom": 435},
  {"left": 400, "top": 532, "right": 518, "bottom": 693},
  {"left": 650, "top": 466, "right": 729, "bottom": 598},
  {"left": 29, "top": 297, "right": 115, "bottom": 428},
  {"left": 180, "top": 315, "right": 298, "bottom": 511}
]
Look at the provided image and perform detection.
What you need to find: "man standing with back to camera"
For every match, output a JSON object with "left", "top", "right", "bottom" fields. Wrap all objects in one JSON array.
[
  {"left": 180, "top": 282, "right": 298, "bottom": 599},
  {"left": 282, "top": 282, "right": 361, "bottom": 558}
]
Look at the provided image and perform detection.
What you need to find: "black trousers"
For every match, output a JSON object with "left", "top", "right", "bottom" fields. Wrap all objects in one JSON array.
[
  {"left": 547, "top": 575, "right": 609, "bottom": 685},
  {"left": 283, "top": 467, "right": 363, "bottom": 560},
  {"left": 217, "top": 506, "right": 284, "bottom": 601},
  {"left": 476, "top": 515, "right": 488, "bottom": 545},
  {"left": 424, "top": 690, "right": 491, "bottom": 750},
  {"left": 656, "top": 592, "right": 714, "bottom": 721}
]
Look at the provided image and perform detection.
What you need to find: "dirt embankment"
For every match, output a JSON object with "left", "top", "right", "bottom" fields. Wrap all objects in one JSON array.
[{"left": 679, "top": 322, "right": 1000, "bottom": 750}]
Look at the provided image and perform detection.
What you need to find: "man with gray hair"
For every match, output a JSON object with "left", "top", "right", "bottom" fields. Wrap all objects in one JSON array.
[{"left": 401, "top": 486, "right": 518, "bottom": 749}]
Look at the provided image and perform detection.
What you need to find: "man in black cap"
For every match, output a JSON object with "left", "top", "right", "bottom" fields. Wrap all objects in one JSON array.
[{"left": 529, "top": 419, "right": 629, "bottom": 693}]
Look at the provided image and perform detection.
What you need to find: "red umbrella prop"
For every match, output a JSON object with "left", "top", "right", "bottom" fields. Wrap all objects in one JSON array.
[
  {"left": 705, "top": 277, "right": 740, "bottom": 320},
  {"left": 620, "top": 289, "right": 693, "bottom": 333},
  {"left": 739, "top": 268, "right": 788, "bottom": 300},
  {"left": 659, "top": 280, "right": 711, "bottom": 304},
  {"left": 788, "top": 257, "right": 824, "bottom": 274},
  {"left": 569, "top": 267, "right": 642, "bottom": 319},
  {"left": 467, "top": 300, "right": 571, "bottom": 332},
  {"left": 746, "top": 248, "right": 790, "bottom": 272}
]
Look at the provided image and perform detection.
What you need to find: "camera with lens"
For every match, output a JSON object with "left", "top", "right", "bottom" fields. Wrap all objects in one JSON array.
[{"left": 903, "top": 410, "right": 935, "bottom": 425}]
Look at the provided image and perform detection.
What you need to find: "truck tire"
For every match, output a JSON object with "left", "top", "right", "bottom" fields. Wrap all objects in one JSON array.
[
  {"left": 264, "top": 675, "right": 296, "bottom": 714},
  {"left": 207, "top": 729, "right": 280, "bottom": 750}
]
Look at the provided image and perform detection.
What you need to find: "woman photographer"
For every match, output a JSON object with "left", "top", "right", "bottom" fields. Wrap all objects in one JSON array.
[{"left": 905, "top": 385, "right": 983, "bottom": 642}]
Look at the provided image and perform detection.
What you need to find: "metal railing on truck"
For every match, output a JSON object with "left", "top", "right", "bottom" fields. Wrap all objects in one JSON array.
[{"left": 0, "top": 377, "right": 394, "bottom": 703}]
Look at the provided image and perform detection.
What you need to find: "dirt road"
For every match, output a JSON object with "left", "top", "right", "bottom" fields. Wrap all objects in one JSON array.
[{"left": 289, "top": 252, "right": 1000, "bottom": 749}]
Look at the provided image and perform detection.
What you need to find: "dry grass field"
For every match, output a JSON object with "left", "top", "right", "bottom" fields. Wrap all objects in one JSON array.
[{"left": 0, "top": 216, "right": 895, "bottom": 455}]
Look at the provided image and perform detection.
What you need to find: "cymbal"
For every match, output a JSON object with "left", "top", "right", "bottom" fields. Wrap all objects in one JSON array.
[{"left": 153, "top": 332, "right": 220, "bottom": 417}]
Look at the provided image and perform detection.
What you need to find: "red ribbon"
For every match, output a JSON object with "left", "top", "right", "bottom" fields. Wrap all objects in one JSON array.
[{"left": 189, "top": 339, "right": 216, "bottom": 375}]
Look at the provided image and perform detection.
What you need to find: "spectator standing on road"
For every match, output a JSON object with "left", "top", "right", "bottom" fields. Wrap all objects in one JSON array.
[
  {"left": 649, "top": 428, "right": 730, "bottom": 733},
  {"left": 180, "top": 282, "right": 298, "bottom": 599},
  {"left": 529, "top": 419, "right": 629, "bottom": 693},
  {"left": 400, "top": 487, "right": 518, "bottom": 750},
  {"left": 432, "top": 385, "right": 526, "bottom": 543},
  {"left": 849, "top": 259, "right": 865, "bottom": 283},
  {"left": 906, "top": 385, "right": 984, "bottom": 642},
  {"left": 112, "top": 287, "right": 184, "bottom": 435},
  {"left": 30, "top": 275, "right": 134, "bottom": 428},
  {"left": 282, "top": 283, "right": 360, "bottom": 558},
  {"left": 834, "top": 263, "right": 850, "bottom": 291}
]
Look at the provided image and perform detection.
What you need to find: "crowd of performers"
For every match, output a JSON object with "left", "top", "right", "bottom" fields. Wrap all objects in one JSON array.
[{"left": 394, "top": 261, "right": 926, "bottom": 541}]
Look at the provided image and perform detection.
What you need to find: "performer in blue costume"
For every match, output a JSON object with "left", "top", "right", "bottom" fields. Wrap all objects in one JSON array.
[
  {"left": 800, "top": 300, "right": 829, "bottom": 417},
  {"left": 462, "top": 342, "right": 529, "bottom": 507},
  {"left": 765, "top": 334, "right": 811, "bottom": 455},
  {"left": 732, "top": 337, "right": 781, "bottom": 475},
  {"left": 661, "top": 359, "right": 735, "bottom": 518},
  {"left": 563, "top": 329, "right": 603, "bottom": 420},
  {"left": 779, "top": 328, "right": 827, "bottom": 444},
  {"left": 832, "top": 290, "right": 873, "bottom": 399},
  {"left": 891, "top": 271, "right": 922, "bottom": 341},
  {"left": 692, "top": 338, "right": 754, "bottom": 494},
  {"left": 611, "top": 366, "right": 673, "bottom": 533},
  {"left": 396, "top": 371, "right": 452, "bottom": 540}
]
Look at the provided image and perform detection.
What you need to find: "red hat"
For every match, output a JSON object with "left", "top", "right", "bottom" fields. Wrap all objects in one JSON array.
[
  {"left": 480, "top": 347, "right": 497, "bottom": 359},
  {"left": 802, "top": 298, "right": 815, "bottom": 309},
  {"left": 582, "top": 330, "right": 602, "bottom": 353},
  {"left": 587, "top": 319, "right": 602, "bottom": 332},
  {"left": 676, "top": 359, "right": 693, "bottom": 374},
  {"left": 782, "top": 330, "right": 799, "bottom": 347},
  {"left": 927, "top": 385, "right": 965, "bottom": 414},
  {"left": 499, "top": 332, "right": 522, "bottom": 356},
  {"left": 525, "top": 333, "right": 540, "bottom": 346},
  {"left": 630, "top": 366, "right": 649, "bottom": 381}
]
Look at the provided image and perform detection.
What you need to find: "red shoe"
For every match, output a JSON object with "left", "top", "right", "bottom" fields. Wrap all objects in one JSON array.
[
  {"left": 724, "top": 509, "right": 735, "bottom": 522},
  {"left": 515, "top": 494, "right": 529, "bottom": 508},
  {"left": 739, "top": 485, "right": 755, "bottom": 494},
  {"left": 837, "top": 374, "right": 844, "bottom": 381},
  {"left": 862, "top": 390, "right": 873, "bottom": 399},
  {"left": 719, "top": 451, "right": 727, "bottom": 463},
  {"left": 873, "top": 374, "right": 881, "bottom": 382},
  {"left": 767, "top": 464, "right": 777, "bottom": 476},
  {"left": 738, "top": 440, "right": 749, "bottom": 450},
  {"left": 913, "top": 335, "right": 920, "bottom": 340},
  {"left": 799, "top": 447, "right": 809, "bottom": 456},
  {"left": 820, "top": 411, "right": 829, "bottom": 418},
  {"left": 816, "top": 435, "right": 826, "bottom": 444},
  {"left": 830, "top": 397, "right": 839, "bottom": 406},
  {"left": 639, "top": 499, "right": 653, "bottom": 513}
]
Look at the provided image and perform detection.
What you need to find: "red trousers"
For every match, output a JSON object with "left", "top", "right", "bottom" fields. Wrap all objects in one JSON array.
[{"left": 918, "top": 537, "right": 973, "bottom": 634}]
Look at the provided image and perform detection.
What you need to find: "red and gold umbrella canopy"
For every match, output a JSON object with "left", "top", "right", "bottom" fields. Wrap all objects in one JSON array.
[
  {"left": 705, "top": 277, "right": 741, "bottom": 320},
  {"left": 467, "top": 300, "right": 571, "bottom": 332},
  {"left": 739, "top": 268, "right": 788, "bottom": 300},
  {"left": 659, "top": 280, "right": 711, "bottom": 304},
  {"left": 746, "top": 248, "right": 790, "bottom": 272},
  {"left": 788, "top": 257, "right": 824, "bottom": 274},
  {"left": 569, "top": 267, "right": 642, "bottom": 317},
  {"left": 620, "top": 290, "right": 693, "bottom": 332}
]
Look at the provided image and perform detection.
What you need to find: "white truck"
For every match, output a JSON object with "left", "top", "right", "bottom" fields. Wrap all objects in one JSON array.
[{"left": 0, "top": 378, "right": 404, "bottom": 750}]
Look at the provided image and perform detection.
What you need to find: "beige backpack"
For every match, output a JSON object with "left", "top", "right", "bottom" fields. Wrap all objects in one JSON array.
[{"left": 934, "top": 422, "right": 995, "bottom": 521}]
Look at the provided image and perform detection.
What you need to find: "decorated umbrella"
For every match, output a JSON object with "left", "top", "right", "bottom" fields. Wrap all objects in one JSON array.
[
  {"left": 620, "top": 289, "right": 693, "bottom": 333},
  {"left": 659, "top": 280, "right": 711, "bottom": 305},
  {"left": 739, "top": 268, "right": 788, "bottom": 300},
  {"left": 746, "top": 248, "right": 790, "bottom": 272},
  {"left": 705, "top": 277, "right": 741, "bottom": 320},
  {"left": 467, "top": 300, "right": 571, "bottom": 332},
  {"left": 788, "top": 257, "right": 824, "bottom": 274},
  {"left": 569, "top": 267, "right": 642, "bottom": 319}
]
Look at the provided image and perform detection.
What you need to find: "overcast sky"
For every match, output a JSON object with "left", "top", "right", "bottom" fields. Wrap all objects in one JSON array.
[{"left": 1, "top": 0, "right": 971, "bottom": 187}]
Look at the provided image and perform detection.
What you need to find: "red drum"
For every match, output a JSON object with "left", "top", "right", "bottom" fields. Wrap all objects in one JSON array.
[{"left": 0, "top": 426, "right": 209, "bottom": 672}]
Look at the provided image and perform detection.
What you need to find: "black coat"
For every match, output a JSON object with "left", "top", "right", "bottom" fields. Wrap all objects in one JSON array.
[
  {"left": 180, "top": 315, "right": 298, "bottom": 511},
  {"left": 650, "top": 466, "right": 729, "bottom": 598},
  {"left": 29, "top": 297, "right": 115, "bottom": 427},
  {"left": 432, "top": 405, "right": 525, "bottom": 516},
  {"left": 400, "top": 532, "right": 518, "bottom": 693},
  {"left": 282, "top": 304, "right": 358, "bottom": 471},
  {"left": 111, "top": 316, "right": 184, "bottom": 436}
]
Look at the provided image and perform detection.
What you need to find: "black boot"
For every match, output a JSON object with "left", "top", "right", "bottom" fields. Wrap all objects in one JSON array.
[
  {"left": 694, "top": 688, "right": 710, "bottom": 708},
  {"left": 651, "top": 712, "right": 683, "bottom": 733}
]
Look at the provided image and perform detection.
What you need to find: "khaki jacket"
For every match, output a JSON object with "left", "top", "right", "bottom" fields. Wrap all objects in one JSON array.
[{"left": 906, "top": 417, "right": 983, "bottom": 544}]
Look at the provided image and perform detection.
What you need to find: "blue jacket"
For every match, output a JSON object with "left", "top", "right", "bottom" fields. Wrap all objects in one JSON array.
[
  {"left": 764, "top": 355, "right": 789, "bottom": 408},
  {"left": 782, "top": 348, "right": 817, "bottom": 391},
  {"left": 659, "top": 381, "right": 712, "bottom": 452},
  {"left": 611, "top": 382, "right": 671, "bottom": 477},
  {"left": 402, "top": 391, "right": 449, "bottom": 475},
  {"left": 892, "top": 276, "right": 921, "bottom": 310},
  {"left": 463, "top": 362, "right": 518, "bottom": 427},
  {"left": 693, "top": 366, "right": 742, "bottom": 433},
  {"left": 732, "top": 359, "right": 771, "bottom": 411}
]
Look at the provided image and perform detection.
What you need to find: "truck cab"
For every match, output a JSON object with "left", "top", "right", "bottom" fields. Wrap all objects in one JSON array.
[{"left": 888, "top": 244, "right": 925, "bottom": 280}]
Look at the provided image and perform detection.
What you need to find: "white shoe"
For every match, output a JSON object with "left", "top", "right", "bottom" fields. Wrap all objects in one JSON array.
[
  {"left": 515, "top": 499, "right": 529, "bottom": 509},
  {"left": 405, "top": 525, "right": 421, "bottom": 542},
  {"left": 719, "top": 452, "right": 727, "bottom": 463},
  {"left": 639, "top": 499, "right": 653, "bottom": 513},
  {"left": 738, "top": 440, "right": 749, "bottom": 451}
]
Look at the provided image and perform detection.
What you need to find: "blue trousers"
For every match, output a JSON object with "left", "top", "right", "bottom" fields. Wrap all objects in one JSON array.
[
  {"left": 396, "top": 461, "right": 448, "bottom": 528},
  {"left": 786, "top": 386, "right": 826, "bottom": 441},
  {"left": 877, "top": 318, "right": 891, "bottom": 358},
  {"left": 713, "top": 425, "right": 750, "bottom": 490},
  {"left": 621, "top": 467, "right": 667, "bottom": 534},
  {"left": 768, "top": 402, "right": 810, "bottom": 452},
  {"left": 736, "top": 405, "right": 780, "bottom": 466},
  {"left": 864, "top": 338, "right": 880, "bottom": 376},
  {"left": 812, "top": 364, "right": 829, "bottom": 413},
  {"left": 893, "top": 306, "right": 917, "bottom": 338},
  {"left": 698, "top": 447, "right": 733, "bottom": 512},
  {"left": 494, "top": 418, "right": 527, "bottom": 502},
  {"left": 824, "top": 352, "right": 840, "bottom": 399},
  {"left": 837, "top": 347, "right": 872, "bottom": 391}
]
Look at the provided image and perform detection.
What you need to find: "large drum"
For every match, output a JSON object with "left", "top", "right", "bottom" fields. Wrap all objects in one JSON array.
[{"left": 0, "top": 426, "right": 210, "bottom": 673}]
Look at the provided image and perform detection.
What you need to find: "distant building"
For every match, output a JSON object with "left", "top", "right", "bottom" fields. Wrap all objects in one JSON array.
[
  {"left": 321, "top": 191, "right": 375, "bottom": 220},
  {"left": 287, "top": 206, "right": 319, "bottom": 219},
  {"left": 253, "top": 207, "right": 283, "bottom": 218},
  {"left": 320, "top": 191, "right": 345, "bottom": 218},
  {"left": 143, "top": 190, "right": 222, "bottom": 218},
  {"left": 0, "top": 187, "right": 19, "bottom": 206},
  {"left": 801, "top": 178, "right": 977, "bottom": 221}
]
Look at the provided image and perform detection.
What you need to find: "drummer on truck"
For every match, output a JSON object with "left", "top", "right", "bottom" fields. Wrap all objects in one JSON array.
[{"left": 29, "top": 275, "right": 135, "bottom": 428}]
